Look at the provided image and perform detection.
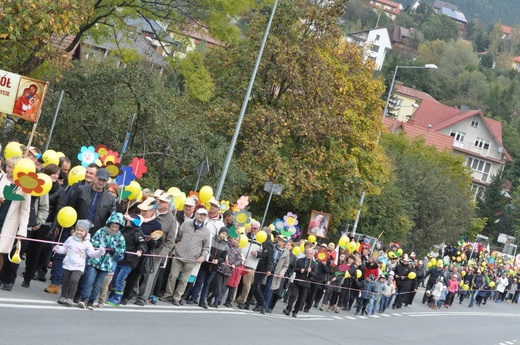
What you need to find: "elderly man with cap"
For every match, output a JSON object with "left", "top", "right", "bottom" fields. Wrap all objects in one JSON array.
[
  {"left": 161, "top": 204, "right": 211, "bottom": 305},
  {"left": 122, "top": 197, "right": 163, "bottom": 306},
  {"left": 176, "top": 196, "right": 196, "bottom": 225},
  {"left": 206, "top": 197, "right": 225, "bottom": 238},
  {"left": 147, "top": 190, "right": 177, "bottom": 304}
]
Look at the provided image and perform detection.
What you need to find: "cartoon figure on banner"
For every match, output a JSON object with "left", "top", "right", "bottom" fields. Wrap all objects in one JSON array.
[{"left": 308, "top": 211, "right": 331, "bottom": 238}]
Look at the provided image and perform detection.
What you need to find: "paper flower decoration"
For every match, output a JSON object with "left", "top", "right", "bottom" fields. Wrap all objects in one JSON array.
[
  {"left": 234, "top": 210, "right": 251, "bottom": 226},
  {"left": 129, "top": 157, "right": 147, "bottom": 179},
  {"left": 102, "top": 150, "right": 120, "bottom": 165},
  {"left": 316, "top": 248, "right": 330, "bottom": 263},
  {"left": 115, "top": 165, "right": 136, "bottom": 186},
  {"left": 15, "top": 171, "right": 45, "bottom": 194},
  {"left": 104, "top": 161, "right": 122, "bottom": 178},
  {"left": 283, "top": 212, "right": 298, "bottom": 227},
  {"left": 236, "top": 196, "right": 249, "bottom": 210},
  {"left": 219, "top": 200, "right": 230, "bottom": 214},
  {"left": 273, "top": 219, "right": 285, "bottom": 231},
  {"left": 231, "top": 203, "right": 240, "bottom": 212},
  {"left": 2, "top": 185, "right": 24, "bottom": 201},
  {"left": 77, "top": 146, "right": 99, "bottom": 167},
  {"left": 95, "top": 144, "right": 109, "bottom": 159}
]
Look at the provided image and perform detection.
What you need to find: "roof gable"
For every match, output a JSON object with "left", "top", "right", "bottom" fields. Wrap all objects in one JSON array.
[{"left": 394, "top": 81, "right": 441, "bottom": 103}]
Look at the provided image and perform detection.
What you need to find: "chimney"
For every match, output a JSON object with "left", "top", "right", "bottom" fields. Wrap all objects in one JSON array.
[{"left": 459, "top": 105, "right": 470, "bottom": 114}]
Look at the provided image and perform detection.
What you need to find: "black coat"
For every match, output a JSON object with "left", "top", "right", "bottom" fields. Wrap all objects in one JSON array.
[
  {"left": 255, "top": 237, "right": 274, "bottom": 274},
  {"left": 293, "top": 257, "right": 317, "bottom": 288},
  {"left": 118, "top": 226, "right": 147, "bottom": 269}
]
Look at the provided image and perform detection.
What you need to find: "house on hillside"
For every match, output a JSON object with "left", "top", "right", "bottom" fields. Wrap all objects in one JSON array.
[
  {"left": 512, "top": 56, "right": 520, "bottom": 71},
  {"left": 502, "top": 25, "right": 513, "bottom": 40},
  {"left": 384, "top": 116, "right": 454, "bottom": 151},
  {"left": 168, "top": 24, "right": 222, "bottom": 59},
  {"left": 391, "top": 81, "right": 440, "bottom": 122},
  {"left": 345, "top": 27, "right": 392, "bottom": 70},
  {"left": 432, "top": 1, "right": 467, "bottom": 36},
  {"left": 390, "top": 25, "right": 422, "bottom": 56},
  {"left": 408, "top": 101, "right": 513, "bottom": 198},
  {"left": 366, "top": 0, "right": 401, "bottom": 20},
  {"left": 81, "top": 18, "right": 176, "bottom": 70}
]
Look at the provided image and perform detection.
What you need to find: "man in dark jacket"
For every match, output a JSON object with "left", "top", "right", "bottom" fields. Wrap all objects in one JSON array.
[
  {"left": 283, "top": 248, "right": 317, "bottom": 318},
  {"left": 68, "top": 168, "right": 116, "bottom": 235},
  {"left": 246, "top": 226, "right": 274, "bottom": 314},
  {"left": 392, "top": 254, "right": 412, "bottom": 309},
  {"left": 421, "top": 263, "right": 445, "bottom": 304},
  {"left": 304, "top": 244, "right": 330, "bottom": 312}
]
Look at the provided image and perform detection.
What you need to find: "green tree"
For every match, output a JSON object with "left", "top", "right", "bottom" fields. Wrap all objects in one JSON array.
[
  {"left": 477, "top": 170, "right": 510, "bottom": 243},
  {"left": 366, "top": 133, "right": 476, "bottom": 253},
  {"left": 421, "top": 14, "right": 459, "bottom": 42},
  {"left": 204, "top": 0, "right": 390, "bottom": 233},
  {"left": 0, "top": 0, "right": 259, "bottom": 75}
]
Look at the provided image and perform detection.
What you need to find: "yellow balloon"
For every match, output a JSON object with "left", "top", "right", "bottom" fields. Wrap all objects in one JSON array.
[
  {"left": 462, "top": 284, "right": 469, "bottom": 291},
  {"left": 308, "top": 235, "right": 316, "bottom": 243},
  {"left": 238, "top": 226, "right": 245, "bottom": 234},
  {"left": 57, "top": 206, "right": 78, "bottom": 228},
  {"left": 68, "top": 165, "right": 86, "bottom": 186},
  {"left": 238, "top": 234, "right": 248, "bottom": 248},
  {"left": 437, "top": 259, "right": 443, "bottom": 266},
  {"left": 488, "top": 281, "right": 496, "bottom": 288},
  {"left": 397, "top": 248, "right": 403, "bottom": 256},
  {"left": 346, "top": 241, "right": 357, "bottom": 253},
  {"left": 256, "top": 230, "right": 267, "bottom": 243},
  {"left": 30, "top": 173, "right": 53, "bottom": 196},
  {"left": 300, "top": 243, "right": 305, "bottom": 252},
  {"left": 427, "top": 262, "right": 432, "bottom": 268},
  {"left": 199, "top": 185, "right": 214, "bottom": 203},
  {"left": 408, "top": 272, "right": 417, "bottom": 280},
  {"left": 4, "top": 142, "right": 23, "bottom": 160},
  {"left": 174, "top": 192, "right": 186, "bottom": 211},
  {"left": 56, "top": 151, "right": 65, "bottom": 158},
  {"left": 338, "top": 236, "right": 350, "bottom": 248},
  {"left": 167, "top": 187, "right": 182, "bottom": 197},
  {"left": 13, "top": 158, "right": 36, "bottom": 180},
  {"left": 136, "top": 191, "right": 143, "bottom": 202},
  {"left": 42, "top": 150, "right": 59, "bottom": 167},
  {"left": 124, "top": 181, "right": 141, "bottom": 200},
  {"left": 292, "top": 246, "right": 301, "bottom": 256},
  {"left": 356, "top": 269, "right": 362, "bottom": 279},
  {"left": 344, "top": 271, "right": 351, "bottom": 278},
  {"left": 461, "top": 270, "right": 466, "bottom": 277}
]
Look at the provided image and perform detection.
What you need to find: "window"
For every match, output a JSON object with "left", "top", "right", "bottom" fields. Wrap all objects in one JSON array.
[
  {"left": 449, "top": 130, "right": 466, "bottom": 142},
  {"left": 370, "top": 45, "right": 380, "bottom": 52},
  {"left": 474, "top": 137, "right": 490, "bottom": 150},
  {"left": 467, "top": 157, "right": 492, "bottom": 182},
  {"left": 375, "top": 35, "right": 380, "bottom": 41},
  {"left": 470, "top": 117, "right": 479, "bottom": 128}
]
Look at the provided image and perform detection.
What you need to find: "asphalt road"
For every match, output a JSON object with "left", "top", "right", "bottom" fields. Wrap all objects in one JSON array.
[{"left": 1, "top": 270, "right": 519, "bottom": 345}]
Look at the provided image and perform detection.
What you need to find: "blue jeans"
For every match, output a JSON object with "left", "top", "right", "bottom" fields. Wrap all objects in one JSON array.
[
  {"left": 262, "top": 275, "right": 274, "bottom": 309},
  {"left": 82, "top": 265, "right": 108, "bottom": 303},
  {"left": 380, "top": 295, "right": 392, "bottom": 311},
  {"left": 367, "top": 297, "right": 379, "bottom": 314},
  {"left": 191, "top": 269, "right": 216, "bottom": 303},
  {"left": 110, "top": 265, "right": 132, "bottom": 292},
  {"left": 50, "top": 254, "right": 65, "bottom": 286}
]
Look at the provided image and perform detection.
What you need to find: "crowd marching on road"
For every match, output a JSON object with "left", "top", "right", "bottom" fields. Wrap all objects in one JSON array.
[{"left": 0, "top": 144, "right": 519, "bottom": 319}]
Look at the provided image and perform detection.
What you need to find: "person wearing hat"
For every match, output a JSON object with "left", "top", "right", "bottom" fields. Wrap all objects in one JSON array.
[
  {"left": 421, "top": 259, "right": 445, "bottom": 305},
  {"left": 122, "top": 197, "right": 163, "bottom": 306},
  {"left": 191, "top": 227, "right": 229, "bottom": 309},
  {"left": 206, "top": 197, "right": 225, "bottom": 238},
  {"left": 176, "top": 196, "right": 196, "bottom": 225},
  {"left": 161, "top": 205, "right": 211, "bottom": 306},
  {"left": 283, "top": 247, "right": 317, "bottom": 318},
  {"left": 149, "top": 191, "right": 177, "bottom": 304},
  {"left": 391, "top": 254, "right": 412, "bottom": 309},
  {"left": 263, "top": 234, "right": 290, "bottom": 313}
]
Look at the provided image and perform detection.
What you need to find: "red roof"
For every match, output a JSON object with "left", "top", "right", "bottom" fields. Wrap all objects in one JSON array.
[
  {"left": 394, "top": 81, "right": 441, "bottom": 103},
  {"left": 383, "top": 117, "right": 454, "bottom": 151},
  {"left": 514, "top": 56, "right": 520, "bottom": 63},
  {"left": 410, "top": 101, "right": 513, "bottom": 162},
  {"left": 502, "top": 25, "right": 512, "bottom": 35}
]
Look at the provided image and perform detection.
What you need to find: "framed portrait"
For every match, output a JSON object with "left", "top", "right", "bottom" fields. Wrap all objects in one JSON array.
[{"left": 307, "top": 211, "right": 331, "bottom": 238}]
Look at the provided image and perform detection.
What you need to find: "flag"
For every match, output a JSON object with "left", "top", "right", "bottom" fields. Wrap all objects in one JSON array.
[{"left": 330, "top": 245, "right": 339, "bottom": 267}]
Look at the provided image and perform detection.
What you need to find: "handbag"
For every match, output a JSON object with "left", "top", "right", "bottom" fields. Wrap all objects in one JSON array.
[{"left": 142, "top": 256, "right": 155, "bottom": 274}]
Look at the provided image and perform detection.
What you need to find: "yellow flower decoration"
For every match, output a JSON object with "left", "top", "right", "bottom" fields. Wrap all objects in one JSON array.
[
  {"left": 219, "top": 200, "right": 230, "bottom": 214},
  {"left": 15, "top": 172, "right": 45, "bottom": 194}
]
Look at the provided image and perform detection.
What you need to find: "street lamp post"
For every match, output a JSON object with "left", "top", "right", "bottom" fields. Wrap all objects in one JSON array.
[
  {"left": 261, "top": 182, "right": 283, "bottom": 228},
  {"left": 351, "top": 64, "right": 438, "bottom": 236}
]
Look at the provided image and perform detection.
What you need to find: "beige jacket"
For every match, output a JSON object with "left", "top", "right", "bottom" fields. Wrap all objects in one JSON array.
[{"left": 0, "top": 175, "right": 30, "bottom": 253}]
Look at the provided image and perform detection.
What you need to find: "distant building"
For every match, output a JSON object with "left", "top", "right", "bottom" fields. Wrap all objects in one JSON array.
[
  {"left": 512, "top": 56, "right": 520, "bottom": 72},
  {"left": 431, "top": 1, "right": 467, "bottom": 36},
  {"left": 367, "top": 0, "right": 401, "bottom": 20},
  {"left": 345, "top": 27, "right": 392, "bottom": 70}
]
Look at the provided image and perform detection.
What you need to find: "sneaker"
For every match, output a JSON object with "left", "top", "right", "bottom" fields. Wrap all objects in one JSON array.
[
  {"left": 44, "top": 284, "right": 60, "bottom": 294},
  {"left": 186, "top": 299, "right": 195, "bottom": 305},
  {"left": 97, "top": 303, "right": 104, "bottom": 308},
  {"left": 173, "top": 300, "right": 180, "bottom": 306},
  {"left": 149, "top": 295, "right": 158, "bottom": 305},
  {"left": 87, "top": 302, "right": 94, "bottom": 311},
  {"left": 1, "top": 283, "right": 13, "bottom": 291},
  {"left": 159, "top": 296, "right": 173, "bottom": 303},
  {"left": 64, "top": 299, "right": 73, "bottom": 307},
  {"left": 223, "top": 302, "right": 232, "bottom": 308},
  {"left": 77, "top": 301, "right": 86, "bottom": 309},
  {"left": 57, "top": 297, "right": 67, "bottom": 305},
  {"left": 120, "top": 299, "right": 128, "bottom": 306},
  {"left": 21, "top": 280, "right": 30, "bottom": 288}
]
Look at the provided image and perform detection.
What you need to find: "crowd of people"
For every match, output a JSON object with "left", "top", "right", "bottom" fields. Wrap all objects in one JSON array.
[{"left": 0, "top": 144, "right": 519, "bottom": 317}]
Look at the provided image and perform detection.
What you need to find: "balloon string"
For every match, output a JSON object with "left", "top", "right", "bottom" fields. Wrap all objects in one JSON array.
[{"left": 0, "top": 233, "right": 492, "bottom": 296}]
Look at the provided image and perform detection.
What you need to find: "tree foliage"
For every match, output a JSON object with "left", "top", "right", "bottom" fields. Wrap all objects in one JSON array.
[
  {"left": 203, "top": 0, "right": 390, "bottom": 233},
  {"left": 421, "top": 15, "right": 459, "bottom": 42}
]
